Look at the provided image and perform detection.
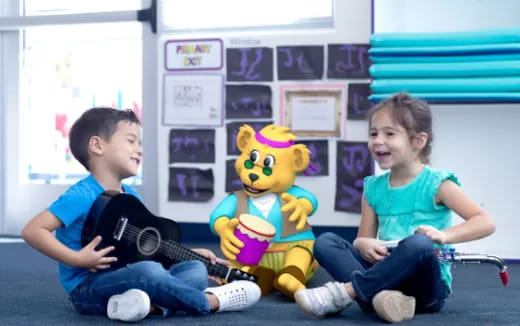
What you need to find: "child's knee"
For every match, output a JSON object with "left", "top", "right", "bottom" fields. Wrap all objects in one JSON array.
[
  {"left": 183, "top": 260, "right": 209, "bottom": 289},
  {"left": 128, "top": 261, "right": 166, "bottom": 279},
  {"left": 189, "top": 261, "right": 209, "bottom": 279},
  {"left": 314, "top": 232, "right": 342, "bottom": 258},
  {"left": 401, "top": 233, "right": 435, "bottom": 255}
]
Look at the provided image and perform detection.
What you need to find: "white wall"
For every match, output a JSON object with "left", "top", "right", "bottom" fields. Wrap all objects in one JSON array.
[
  {"left": 431, "top": 104, "right": 520, "bottom": 258},
  {"left": 374, "top": 0, "right": 520, "bottom": 33}
]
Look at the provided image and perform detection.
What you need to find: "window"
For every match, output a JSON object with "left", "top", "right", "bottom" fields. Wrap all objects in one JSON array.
[
  {"left": 0, "top": 0, "right": 149, "bottom": 234},
  {"left": 24, "top": 0, "right": 143, "bottom": 15},
  {"left": 9, "top": 1, "right": 144, "bottom": 185},
  {"left": 20, "top": 23, "right": 142, "bottom": 184},
  {"left": 160, "top": 0, "right": 334, "bottom": 31}
]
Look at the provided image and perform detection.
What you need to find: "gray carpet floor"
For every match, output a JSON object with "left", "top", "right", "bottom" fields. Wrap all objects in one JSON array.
[{"left": 1, "top": 242, "right": 518, "bottom": 325}]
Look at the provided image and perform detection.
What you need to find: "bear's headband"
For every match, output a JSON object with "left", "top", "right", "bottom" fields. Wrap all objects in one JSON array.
[
  {"left": 255, "top": 130, "right": 317, "bottom": 175},
  {"left": 255, "top": 131, "right": 295, "bottom": 148}
]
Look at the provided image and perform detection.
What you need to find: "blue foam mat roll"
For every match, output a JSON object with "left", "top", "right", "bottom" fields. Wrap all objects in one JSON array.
[
  {"left": 370, "top": 61, "right": 520, "bottom": 78},
  {"left": 370, "top": 53, "right": 520, "bottom": 64},
  {"left": 370, "top": 27, "right": 520, "bottom": 48},
  {"left": 371, "top": 77, "right": 520, "bottom": 93},
  {"left": 369, "top": 92, "right": 520, "bottom": 103},
  {"left": 369, "top": 43, "right": 520, "bottom": 57}
]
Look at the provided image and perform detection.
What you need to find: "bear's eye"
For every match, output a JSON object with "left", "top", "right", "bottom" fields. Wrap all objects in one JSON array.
[
  {"left": 249, "top": 150, "right": 260, "bottom": 163},
  {"left": 264, "top": 155, "right": 275, "bottom": 168}
]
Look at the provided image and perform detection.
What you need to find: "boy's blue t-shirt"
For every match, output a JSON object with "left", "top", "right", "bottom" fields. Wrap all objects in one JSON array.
[
  {"left": 48, "top": 174, "right": 141, "bottom": 294},
  {"left": 363, "top": 165, "right": 459, "bottom": 290}
]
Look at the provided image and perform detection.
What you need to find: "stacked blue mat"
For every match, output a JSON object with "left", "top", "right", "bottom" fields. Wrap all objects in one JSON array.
[{"left": 368, "top": 27, "right": 520, "bottom": 103}]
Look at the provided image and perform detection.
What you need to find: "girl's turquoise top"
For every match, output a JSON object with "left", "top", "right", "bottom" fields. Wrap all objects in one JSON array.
[{"left": 364, "top": 165, "right": 459, "bottom": 289}]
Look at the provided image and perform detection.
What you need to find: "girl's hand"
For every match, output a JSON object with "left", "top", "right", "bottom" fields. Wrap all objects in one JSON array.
[
  {"left": 192, "top": 248, "right": 229, "bottom": 284},
  {"left": 415, "top": 225, "right": 448, "bottom": 245},
  {"left": 354, "top": 237, "right": 389, "bottom": 263},
  {"left": 77, "top": 236, "right": 117, "bottom": 272}
]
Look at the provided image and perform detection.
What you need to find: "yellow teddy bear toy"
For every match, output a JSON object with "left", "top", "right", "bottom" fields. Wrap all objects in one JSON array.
[{"left": 209, "top": 124, "right": 318, "bottom": 298}]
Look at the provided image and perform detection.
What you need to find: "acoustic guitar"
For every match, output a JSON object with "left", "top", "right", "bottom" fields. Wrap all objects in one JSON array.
[{"left": 82, "top": 191, "right": 257, "bottom": 283}]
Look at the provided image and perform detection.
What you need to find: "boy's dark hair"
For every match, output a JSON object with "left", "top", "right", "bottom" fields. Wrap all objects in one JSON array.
[
  {"left": 69, "top": 107, "right": 141, "bottom": 171},
  {"left": 367, "top": 92, "right": 433, "bottom": 164}
]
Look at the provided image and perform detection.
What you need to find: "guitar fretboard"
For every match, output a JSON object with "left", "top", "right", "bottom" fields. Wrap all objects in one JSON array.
[{"left": 122, "top": 224, "right": 232, "bottom": 279}]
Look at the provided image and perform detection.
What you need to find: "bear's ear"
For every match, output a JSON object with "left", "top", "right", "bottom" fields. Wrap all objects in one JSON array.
[
  {"left": 236, "top": 124, "right": 255, "bottom": 152},
  {"left": 292, "top": 144, "right": 310, "bottom": 172}
]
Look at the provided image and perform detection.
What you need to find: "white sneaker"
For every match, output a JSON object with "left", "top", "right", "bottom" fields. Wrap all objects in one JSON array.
[
  {"left": 204, "top": 280, "right": 261, "bottom": 312},
  {"left": 107, "top": 289, "right": 150, "bottom": 322},
  {"left": 372, "top": 290, "right": 416, "bottom": 323},
  {"left": 294, "top": 282, "right": 353, "bottom": 319}
]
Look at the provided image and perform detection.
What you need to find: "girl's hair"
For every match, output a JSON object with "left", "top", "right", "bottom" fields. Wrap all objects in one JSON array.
[{"left": 367, "top": 93, "right": 433, "bottom": 164}]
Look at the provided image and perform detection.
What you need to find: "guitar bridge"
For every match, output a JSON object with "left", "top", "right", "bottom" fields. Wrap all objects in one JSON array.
[{"left": 113, "top": 217, "right": 128, "bottom": 241}]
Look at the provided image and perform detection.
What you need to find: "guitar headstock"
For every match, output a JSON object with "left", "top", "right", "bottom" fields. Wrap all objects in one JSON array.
[{"left": 227, "top": 268, "right": 258, "bottom": 283}]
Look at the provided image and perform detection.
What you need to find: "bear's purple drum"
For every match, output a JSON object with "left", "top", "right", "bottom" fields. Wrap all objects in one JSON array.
[{"left": 234, "top": 214, "right": 276, "bottom": 265}]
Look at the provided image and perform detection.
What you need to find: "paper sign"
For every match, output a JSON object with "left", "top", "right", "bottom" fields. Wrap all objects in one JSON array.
[
  {"left": 277, "top": 46, "right": 324, "bottom": 80},
  {"left": 169, "top": 129, "right": 215, "bottom": 163},
  {"left": 328, "top": 44, "right": 371, "bottom": 79},
  {"left": 335, "top": 141, "right": 373, "bottom": 213},
  {"left": 226, "top": 47, "right": 273, "bottom": 82},
  {"left": 165, "top": 38, "right": 223, "bottom": 71},
  {"left": 168, "top": 167, "right": 214, "bottom": 202},
  {"left": 163, "top": 74, "right": 223, "bottom": 126}
]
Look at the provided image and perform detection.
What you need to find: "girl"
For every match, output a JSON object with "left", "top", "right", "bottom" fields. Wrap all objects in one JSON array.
[{"left": 294, "top": 93, "right": 495, "bottom": 323}]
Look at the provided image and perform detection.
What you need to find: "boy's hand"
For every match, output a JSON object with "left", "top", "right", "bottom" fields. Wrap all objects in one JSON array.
[
  {"left": 281, "top": 193, "right": 312, "bottom": 230},
  {"left": 415, "top": 225, "right": 448, "bottom": 245},
  {"left": 192, "top": 248, "right": 229, "bottom": 284},
  {"left": 192, "top": 248, "right": 229, "bottom": 266},
  {"left": 354, "top": 237, "right": 388, "bottom": 263},
  {"left": 77, "top": 236, "right": 117, "bottom": 272}
]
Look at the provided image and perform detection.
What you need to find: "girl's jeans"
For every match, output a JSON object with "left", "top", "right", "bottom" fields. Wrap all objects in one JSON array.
[
  {"left": 314, "top": 232, "right": 449, "bottom": 312},
  {"left": 69, "top": 260, "right": 210, "bottom": 316}
]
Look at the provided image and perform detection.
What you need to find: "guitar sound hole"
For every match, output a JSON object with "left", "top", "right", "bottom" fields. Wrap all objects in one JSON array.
[{"left": 136, "top": 227, "right": 161, "bottom": 256}]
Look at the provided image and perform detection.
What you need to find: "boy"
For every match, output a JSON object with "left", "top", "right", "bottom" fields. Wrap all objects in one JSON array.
[{"left": 22, "top": 107, "right": 261, "bottom": 322}]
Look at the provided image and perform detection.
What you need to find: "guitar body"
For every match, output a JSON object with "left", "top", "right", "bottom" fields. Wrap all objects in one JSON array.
[
  {"left": 82, "top": 191, "right": 256, "bottom": 283},
  {"left": 83, "top": 191, "right": 182, "bottom": 269}
]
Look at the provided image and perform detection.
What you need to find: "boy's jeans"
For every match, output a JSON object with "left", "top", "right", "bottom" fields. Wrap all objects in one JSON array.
[
  {"left": 69, "top": 260, "right": 210, "bottom": 316},
  {"left": 314, "top": 232, "right": 449, "bottom": 312}
]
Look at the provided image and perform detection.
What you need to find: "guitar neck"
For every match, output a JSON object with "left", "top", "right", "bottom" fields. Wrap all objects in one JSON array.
[{"left": 165, "top": 241, "right": 231, "bottom": 280}]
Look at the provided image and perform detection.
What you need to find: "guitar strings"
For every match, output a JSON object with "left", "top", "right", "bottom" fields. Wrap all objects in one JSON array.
[
  {"left": 121, "top": 224, "right": 230, "bottom": 276},
  {"left": 122, "top": 226, "right": 230, "bottom": 276}
]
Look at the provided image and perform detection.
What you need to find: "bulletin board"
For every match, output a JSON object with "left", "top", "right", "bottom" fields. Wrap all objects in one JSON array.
[{"left": 156, "top": 0, "right": 374, "bottom": 229}]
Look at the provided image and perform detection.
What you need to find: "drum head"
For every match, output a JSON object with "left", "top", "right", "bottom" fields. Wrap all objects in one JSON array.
[{"left": 238, "top": 214, "right": 276, "bottom": 237}]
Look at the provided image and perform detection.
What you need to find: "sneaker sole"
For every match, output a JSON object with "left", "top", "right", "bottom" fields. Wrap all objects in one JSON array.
[
  {"left": 205, "top": 281, "right": 261, "bottom": 312},
  {"left": 107, "top": 289, "right": 150, "bottom": 322},
  {"left": 373, "top": 290, "right": 416, "bottom": 323},
  {"left": 294, "top": 290, "right": 325, "bottom": 319}
]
